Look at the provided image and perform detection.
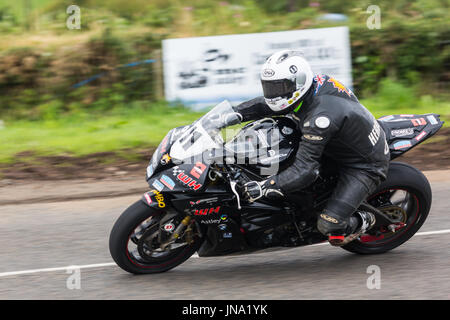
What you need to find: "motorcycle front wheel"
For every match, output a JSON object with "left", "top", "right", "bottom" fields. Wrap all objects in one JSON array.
[{"left": 109, "top": 200, "right": 203, "bottom": 274}]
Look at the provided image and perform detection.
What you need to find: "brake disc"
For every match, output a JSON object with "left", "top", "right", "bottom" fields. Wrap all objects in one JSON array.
[{"left": 137, "top": 226, "right": 171, "bottom": 260}]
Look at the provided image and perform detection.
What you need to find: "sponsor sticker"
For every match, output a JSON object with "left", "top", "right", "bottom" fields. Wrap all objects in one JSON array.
[
  {"left": 144, "top": 193, "right": 153, "bottom": 205},
  {"left": 218, "top": 224, "right": 227, "bottom": 231},
  {"left": 194, "top": 206, "right": 221, "bottom": 216},
  {"left": 391, "top": 128, "right": 414, "bottom": 137},
  {"left": 163, "top": 223, "right": 175, "bottom": 232},
  {"left": 411, "top": 118, "right": 427, "bottom": 127},
  {"left": 200, "top": 219, "right": 222, "bottom": 224},
  {"left": 415, "top": 131, "right": 427, "bottom": 141},
  {"left": 223, "top": 232, "right": 233, "bottom": 239},
  {"left": 190, "top": 162, "right": 207, "bottom": 179},
  {"left": 160, "top": 153, "right": 171, "bottom": 165},
  {"left": 393, "top": 140, "right": 412, "bottom": 150},
  {"left": 160, "top": 175, "right": 175, "bottom": 190},
  {"left": 189, "top": 197, "right": 219, "bottom": 206},
  {"left": 150, "top": 190, "right": 165, "bottom": 208},
  {"left": 177, "top": 172, "right": 202, "bottom": 191},
  {"left": 152, "top": 180, "right": 164, "bottom": 192},
  {"left": 427, "top": 115, "right": 438, "bottom": 125}
]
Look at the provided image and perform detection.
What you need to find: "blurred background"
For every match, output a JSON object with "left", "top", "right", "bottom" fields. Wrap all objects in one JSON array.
[
  {"left": 1, "top": 1, "right": 449, "bottom": 301},
  {"left": 0, "top": 0, "right": 448, "bottom": 180}
]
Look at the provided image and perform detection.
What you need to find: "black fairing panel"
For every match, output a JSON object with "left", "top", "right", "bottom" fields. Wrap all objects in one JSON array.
[
  {"left": 378, "top": 113, "right": 444, "bottom": 159},
  {"left": 146, "top": 162, "right": 210, "bottom": 193}
]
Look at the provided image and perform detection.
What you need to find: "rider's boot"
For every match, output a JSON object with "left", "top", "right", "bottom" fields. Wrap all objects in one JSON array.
[{"left": 318, "top": 211, "right": 375, "bottom": 246}]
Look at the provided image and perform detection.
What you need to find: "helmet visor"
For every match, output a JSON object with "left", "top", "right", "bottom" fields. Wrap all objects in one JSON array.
[{"left": 261, "top": 79, "right": 296, "bottom": 99}]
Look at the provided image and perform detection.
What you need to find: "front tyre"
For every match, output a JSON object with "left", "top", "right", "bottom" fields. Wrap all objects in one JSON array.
[
  {"left": 342, "top": 162, "right": 432, "bottom": 254},
  {"left": 109, "top": 200, "right": 203, "bottom": 274}
]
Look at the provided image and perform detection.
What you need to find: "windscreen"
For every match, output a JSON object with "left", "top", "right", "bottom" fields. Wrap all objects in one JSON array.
[
  {"left": 170, "top": 100, "right": 242, "bottom": 160},
  {"left": 199, "top": 100, "right": 242, "bottom": 136}
]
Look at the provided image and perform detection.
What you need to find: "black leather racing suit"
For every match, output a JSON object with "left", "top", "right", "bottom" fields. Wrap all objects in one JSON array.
[{"left": 233, "top": 74, "right": 390, "bottom": 235}]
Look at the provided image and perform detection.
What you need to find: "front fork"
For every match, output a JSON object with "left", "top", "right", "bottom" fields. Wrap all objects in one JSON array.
[{"left": 160, "top": 215, "right": 193, "bottom": 250}]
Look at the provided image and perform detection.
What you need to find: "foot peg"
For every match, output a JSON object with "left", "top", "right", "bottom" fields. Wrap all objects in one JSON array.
[
  {"left": 328, "top": 235, "right": 345, "bottom": 246},
  {"left": 328, "top": 211, "right": 376, "bottom": 247}
]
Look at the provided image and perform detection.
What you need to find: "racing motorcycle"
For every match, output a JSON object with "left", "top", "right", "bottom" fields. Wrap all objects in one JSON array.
[{"left": 109, "top": 100, "right": 443, "bottom": 274}]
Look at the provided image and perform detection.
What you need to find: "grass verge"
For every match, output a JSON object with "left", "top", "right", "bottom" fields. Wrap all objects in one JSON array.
[
  {"left": 0, "top": 99, "right": 448, "bottom": 165},
  {"left": 0, "top": 106, "right": 201, "bottom": 164}
]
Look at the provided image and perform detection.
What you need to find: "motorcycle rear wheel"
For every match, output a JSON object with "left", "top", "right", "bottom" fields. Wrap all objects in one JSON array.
[{"left": 342, "top": 162, "right": 432, "bottom": 254}]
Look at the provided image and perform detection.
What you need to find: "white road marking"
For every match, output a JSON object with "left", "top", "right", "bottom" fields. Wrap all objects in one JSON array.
[
  {"left": 1, "top": 229, "right": 449, "bottom": 278},
  {"left": 0, "top": 263, "right": 116, "bottom": 278},
  {"left": 414, "top": 229, "right": 450, "bottom": 236}
]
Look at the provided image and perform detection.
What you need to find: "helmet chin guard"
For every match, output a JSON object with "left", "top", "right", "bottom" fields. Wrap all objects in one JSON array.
[{"left": 260, "top": 50, "right": 314, "bottom": 112}]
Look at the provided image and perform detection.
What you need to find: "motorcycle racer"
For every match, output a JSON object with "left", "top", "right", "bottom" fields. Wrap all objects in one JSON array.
[{"left": 234, "top": 50, "right": 390, "bottom": 246}]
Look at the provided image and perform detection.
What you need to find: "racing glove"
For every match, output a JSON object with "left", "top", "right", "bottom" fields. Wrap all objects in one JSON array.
[{"left": 243, "top": 178, "right": 285, "bottom": 202}]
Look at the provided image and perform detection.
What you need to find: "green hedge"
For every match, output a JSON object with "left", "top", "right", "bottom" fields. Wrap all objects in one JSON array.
[
  {"left": 0, "top": 28, "right": 160, "bottom": 119},
  {"left": 0, "top": 0, "right": 448, "bottom": 119}
]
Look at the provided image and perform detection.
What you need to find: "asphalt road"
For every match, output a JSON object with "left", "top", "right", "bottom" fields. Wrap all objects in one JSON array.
[{"left": 0, "top": 180, "right": 449, "bottom": 300}]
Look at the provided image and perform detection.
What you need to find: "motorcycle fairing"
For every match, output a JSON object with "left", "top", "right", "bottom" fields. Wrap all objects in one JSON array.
[
  {"left": 146, "top": 124, "right": 193, "bottom": 181},
  {"left": 147, "top": 161, "right": 211, "bottom": 193},
  {"left": 378, "top": 113, "right": 444, "bottom": 159},
  {"left": 141, "top": 190, "right": 169, "bottom": 209}
]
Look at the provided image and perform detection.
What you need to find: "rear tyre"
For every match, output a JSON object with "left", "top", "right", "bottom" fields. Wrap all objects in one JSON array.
[
  {"left": 342, "top": 162, "right": 432, "bottom": 254},
  {"left": 109, "top": 200, "right": 203, "bottom": 274}
]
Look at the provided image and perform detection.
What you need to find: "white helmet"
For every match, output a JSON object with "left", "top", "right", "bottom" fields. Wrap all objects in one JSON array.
[{"left": 260, "top": 50, "right": 314, "bottom": 112}]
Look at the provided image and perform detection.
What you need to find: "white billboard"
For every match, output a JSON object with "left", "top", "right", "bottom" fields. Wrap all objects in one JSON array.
[{"left": 162, "top": 26, "right": 352, "bottom": 110}]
